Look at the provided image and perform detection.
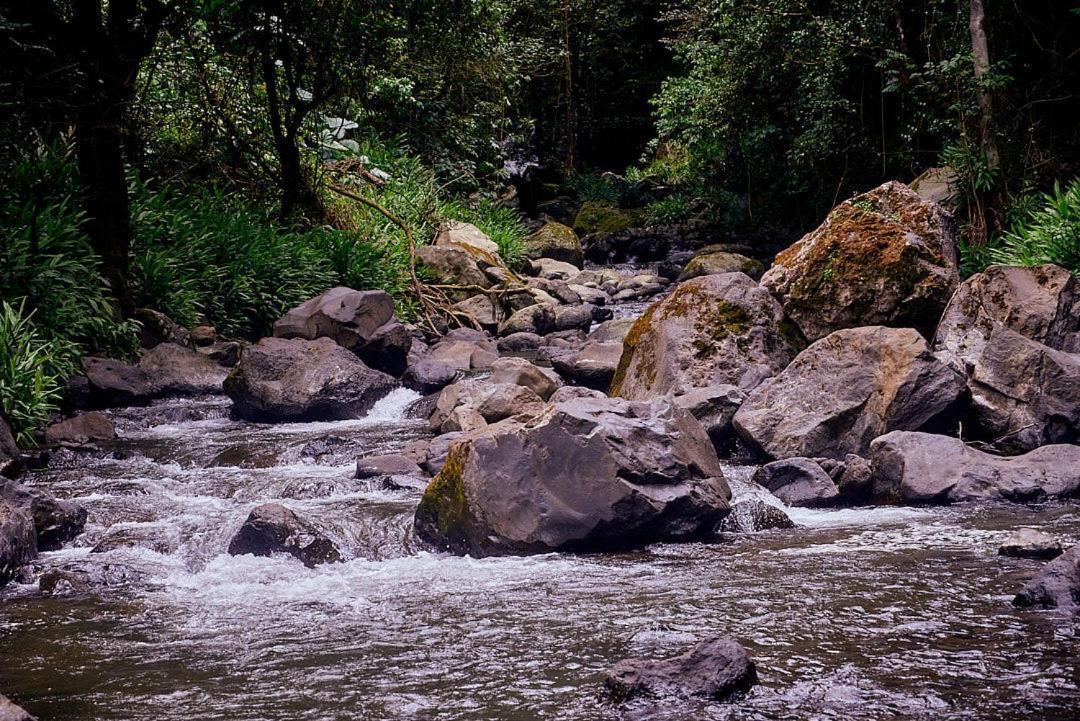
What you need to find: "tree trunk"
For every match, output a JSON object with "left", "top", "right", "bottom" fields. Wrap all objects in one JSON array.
[
  {"left": 969, "top": 0, "right": 999, "bottom": 169},
  {"left": 76, "top": 102, "right": 135, "bottom": 316}
]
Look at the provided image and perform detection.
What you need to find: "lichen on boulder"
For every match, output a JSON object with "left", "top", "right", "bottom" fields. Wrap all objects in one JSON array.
[
  {"left": 761, "top": 181, "right": 959, "bottom": 342},
  {"left": 523, "top": 222, "right": 584, "bottom": 268},
  {"left": 573, "top": 201, "right": 641, "bottom": 237}
]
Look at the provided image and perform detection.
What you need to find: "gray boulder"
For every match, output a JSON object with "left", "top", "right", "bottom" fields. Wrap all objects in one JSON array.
[
  {"left": 752, "top": 458, "right": 840, "bottom": 507},
  {"left": 415, "top": 245, "right": 491, "bottom": 297},
  {"left": 44, "top": 411, "right": 116, "bottom": 446},
  {"left": 720, "top": 499, "right": 796, "bottom": 533},
  {"left": 227, "top": 503, "right": 341, "bottom": 568},
  {"left": 356, "top": 454, "right": 425, "bottom": 481},
  {"left": 589, "top": 318, "right": 636, "bottom": 344},
  {"left": 224, "top": 337, "right": 397, "bottom": 422},
  {"left": 734, "top": 327, "right": 964, "bottom": 460},
  {"left": 678, "top": 251, "right": 764, "bottom": 282},
  {"left": 137, "top": 342, "right": 230, "bottom": 396},
  {"left": 498, "top": 303, "right": 556, "bottom": 336},
  {"left": 0, "top": 480, "right": 87, "bottom": 551},
  {"left": 999, "top": 529, "right": 1063, "bottom": 560},
  {"left": 672, "top": 385, "right": 747, "bottom": 455},
  {"left": 402, "top": 360, "right": 460, "bottom": 395},
  {"left": 603, "top": 636, "right": 758, "bottom": 703},
  {"left": 1013, "top": 545, "right": 1080, "bottom": 611},
  {"left": 869, "top": 431, "right": 1080, "bottom": 504},
  {"left": 430, "top": 379, "right": 547, "bottom": 433},
  {"left": 551, "top": 342, "right": 623, "bottom": 391},
  {"left": 611, "top": 273, "right": 802, "bottom": 399},
  {"left": 0, "top": 499, "right": 36, "bottom": 589},
  {"left": 490, "top": 357, "right": 559, "bottom": 401},
  {"left": 497, "top": 332, "right": 544, "bottom": 352},
  {"left": 761, "top": 181, "right": 959, "bottom": 342},
  {"left": 415, "top": 396, "right": 730, "bottom": 556},
  {"left": 81, "top": 356, "right": 155, "bottom": 407},
  {"left": 523, "top": 222, "right": 584, "bottom": 267},
  {"left": 933, "top": 264, "right": 1080, "bottom": 452}
]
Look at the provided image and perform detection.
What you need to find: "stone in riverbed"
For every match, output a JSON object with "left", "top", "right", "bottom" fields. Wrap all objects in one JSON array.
[
  {"left": 355, "top": 454, "right": 425, "bottom": 481},
  {"left": 498, "top": 303, "right": 556, "bottom": 336},
  {"left": 998, "top": 529, "right": 1063, "bottom": 560},
  {"left": 523, "top": 221, "right": 584, "bottom": 267},
  {"left": 429, "top": 379, "right": 547, "bottom": 433},
  {"left": 612, "top": 273, "right": 802, "bottom": 400},
  {"left": 933, "top": 264, "right": 1080, "bottom": 453},
  {"left": 720, "top": 499, "right": 796, "bottom": 534},
  {"left": 44, "top": 411, "right": 116, "bottom": 446},
  {"left": 0, "top": 693, "right": 37, "bottom": 721},
  {"left": 1013, "top": 545, "right": 1080, "bottom": 611},
  {"left": 0, "top": 480, "right": 87, "bottom": 551},
  {"left": 869, "top": 431, "right": 1080, "bottom": 504},
  {"left": 401, "top": 359, "right": 460, "bottom": 395},
  {"left": 678, "top": 251, "right": 764, "bottom": 282},
  {"left": 224, "top": 337, "right": 397, "bottom": 422},
  {"left": 551, "top": 342, "right": 623, "bottom": 392},
  {"left": 752, "top": 458, "right": 840, "bottom": 508},
  {"left": 733, "top": 326, "right": 964, "bottom": 460},
  {"left": 603, "top": 636, "right": 758, "bottom": 703},
  {"left": 414, "top": 396, "right": 730, "bottom": 557},
  {"left": 137, "top": 342, "right": 231, "bottom": 396},
  {"left": 761, "top": 181, "right": 959, "bottom": 342},
  {"left": 490, "top": 357, "right": 559, "bottom": 401},
  {"left": 228, "top": 503, "right": 341, "bottom": 568},
  {"left": 672, "top": 385, "right": 747, "bottom": 456},
  {"left": 0, "top": 499, "right": 36, "bottom": 589}
]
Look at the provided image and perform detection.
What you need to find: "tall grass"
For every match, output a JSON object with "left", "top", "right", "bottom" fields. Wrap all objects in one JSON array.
[{"left": 0, "top": 302, "right": 72, "bottom": 446}]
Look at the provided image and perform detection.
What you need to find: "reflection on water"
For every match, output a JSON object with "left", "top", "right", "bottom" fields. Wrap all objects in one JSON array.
[{"left": 1, "top": 394, "right": 1078, "bottom": 720}]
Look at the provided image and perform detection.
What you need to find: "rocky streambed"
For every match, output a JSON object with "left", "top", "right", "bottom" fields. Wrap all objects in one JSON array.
[{"left": 2, "top": 180, "right": 1080, "bottom": 719}]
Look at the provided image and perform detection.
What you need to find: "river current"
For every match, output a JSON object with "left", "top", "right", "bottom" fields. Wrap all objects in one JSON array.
[{"left": 1, "top": 391, "right": 1078, "bottom": 720}]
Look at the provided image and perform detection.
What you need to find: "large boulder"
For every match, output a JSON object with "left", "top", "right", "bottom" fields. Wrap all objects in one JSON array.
[
  {"left": 0, "top": 499, "right": 36, "bottom": 588},
  {"left": 733, "top": 326, "right": 963, "bottom": 460},
  {"left": 227, "top": 503, "right": 341, "bottom": 568},
  {"left": 999, "top": 529, "right": 1063, "bottom": 560},
  {"left": 416, "top": 245, "right": 491, "bottom": 297},
  {"left": 523, "top": 222, "right": 584, "bottom": 267},
  {"left": 603, "top": 637, "right": 758, "bottom": 703},
  {"left": 43, "top": 411, "right": 116, "bottom": 446},
  {"left": 1013, "top": 545, "right": 1080, "bottom": 611},
  {"left": 414, "top": 396, "right": 731, "bottom": 557},
  {"left": 81, "top": 356, "right": 155, "bottom": 407},
  {"left": 137, "top": 342, "right": 230, "bottom": 396},
  {"left": 272, "top": 287, "right": 411, "bottom": 375},
  {"left": 933, "top": 264, "right": 1080, "bottom": 452},
  {"left": 868, "top": 431, "right": 1080, "bottom": 504},
  {"left": 429, "top": 379, "right": 547, "bottom": 433},
  {"left": 672, "top": 385, "right": 746, "bottom": 455},
  {"left": 490, "top": 357, "right": 559, "bottom": 400},
  {"left": 551, "top": 342, "right": 623, "bottom": 391},
  {"left": 761, "top": 181, "right": 959, "bottom": 342},
  {"left": 752, "top": 458, "right": 840, "bottom": 508},
  {"left": 678, "top": 251, "right": 764, "bottom": 282},
  {"left": 401, "top": 360, "right": 460, "bottom": 395},
  {"left": 0, "top": 480, "right": 87, "bottom": 551},
  {"left": 224, "top": 337, "right": 397, "bottom": 422},
  {"left": 611, "top": 273, "right": 802, "bottom": 399},
  {"left": 436, "top": 221, "right": 501, "bottom": 257}
]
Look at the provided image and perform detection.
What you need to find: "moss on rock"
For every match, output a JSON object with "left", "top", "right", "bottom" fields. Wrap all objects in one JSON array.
[{"left": 573, "top": 202, "right": 642, "bottom": 237}]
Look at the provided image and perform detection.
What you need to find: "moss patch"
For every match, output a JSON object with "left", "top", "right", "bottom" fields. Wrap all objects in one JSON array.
[
  {"left": 573, "top": 202, "right": 642, "bottom": 236},
  {"left": 415, "top": 442, "right": 478, "bottom": 545}
]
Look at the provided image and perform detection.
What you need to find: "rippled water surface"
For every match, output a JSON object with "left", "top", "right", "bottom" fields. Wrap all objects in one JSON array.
[{"left": 1, "top": 393, "right": 1078, "bottom": 721}]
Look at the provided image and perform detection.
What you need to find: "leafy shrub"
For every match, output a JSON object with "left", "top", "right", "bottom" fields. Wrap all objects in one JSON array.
[
  {"left": 645, "top": 196, "right": 691, "bottom": 226},
  {"left": 0, "top": 302, "right": 73, "bottom": 447},
  {"left": 566, "top": 174, "right": 628, "bottom": 205},
  {"left": 961, "top": 179, "right": 1080, "bottom": 276}
]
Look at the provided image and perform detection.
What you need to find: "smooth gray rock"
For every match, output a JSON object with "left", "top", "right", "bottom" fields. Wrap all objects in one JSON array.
[
  {"left": 612, "top": 273, "right": 802, "bottom": 399},
  {"left": 551, "top": 342, "right": 623, "bottom": 391},
  {"left": 402, "top": 360, "right": 460, "bottom": 395},
  {"left": 415, "top": 396, "right": 730, "bottom": 556},
  {"left": 81, "top": 356, "right": 156, "bottom": 407},
  {"left": 999, "top": 529, "right": 1063, "bottom": 560},
  {"left": 44, "top": 411, "right": 116, "bottom": 446},
  {"left": 490, "top": 357, "right": 559, "bottom": 400},
  {"left": 355, "top": 454, "right": 425, "bottom": 480},
  {"left": 228, "top": 503, "right": 341, "bottom": 568},
  {"left": 869, "top": 431, "right": 1080, "bottom": 504},
  {"left": 224, "top": 337, "right": 397, "bottom": 422},
  {"left": 430, "top": 379, "right": 547, "bottom": 433},
  {"left": 673, "top": 385, "right": 747, "bottom": 455},
  {"left": 137, "top": 342, "right": 230, "bottom": 396},
  {"left": 752, "top": 458, "right": 840, "bottom": 507},
  {"left": 497, "top": 332, "right": 544, "bottom": 352},
  {"left": 762, "top": 181, "right": 959, "bottom": 342},
  {"left": 1013, "top": 545, "right": 1080, "bottom": 610},
  {"left": 934, "top": 264, "right": 1080, "bottom": 452},
  {"left": 498, "top": 303, "right": 556, "bottom": 336},
  {"left": 734, "top": 327, "right": 964, "bottom": 460},
  {"left": 603, "top": 636, "right": 758, "bottom": 703}
]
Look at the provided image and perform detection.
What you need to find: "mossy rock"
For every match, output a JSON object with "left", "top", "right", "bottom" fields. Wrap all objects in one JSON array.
[
  {"left": 760, "top": 181, "right": 959, "bottom": 342},
  {"left": 678, "top": 252, "right": 765, "bottom": 282},
  {"left": 523, "top": 222, "right": 584, "bottom": 268},
  {"left": 573, "top": 201, "right": 642, "bottom": 237}
]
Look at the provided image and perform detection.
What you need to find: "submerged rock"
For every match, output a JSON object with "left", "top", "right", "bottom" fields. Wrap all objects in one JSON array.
[
  {"left": 999, "top": 529, "right": 1063, "bottom": 560},
  {"left": 612, "top": 273, "right": 802, "bottom": 400},
  {"left": 415, "top": 396, "right": 730, "bottom": 556},
  {"left": 228, "top": 503, "right": 341, "bottom": 568},
  {"left": 603, "top": 636, "right": 758, "bottom": 703},
  {"left": 933, "top": 264, "right": 1080, "bottom": 453},
  {"left": 720, "top": 500, "right": 796, "bottom": 533},
  {"left": 734, "top": 327, "right": 964, "bottom": 460},
  {"left": 752, "top": 458, "right": 839, "bottom": 508},
  {"left": 869, "top": 431, "right": 1080, "bottom": 504},
  {"left": 225, "top": 337, "right": 397, "bottom": 422},
  {"left": 761, "top": 181, "right": 959, "bottom": 342},
  {"left": 0, "top": 480, "right": 87, "bottom": 551},
  {"left": 1013, "top": 545, "right": 1080, "bottom": 611},
  {"left": 355, "top": 454, "right": 425, "bottom": 481}
]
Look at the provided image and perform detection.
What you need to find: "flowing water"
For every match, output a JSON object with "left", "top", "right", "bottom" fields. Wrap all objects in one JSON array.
[{"left": 2, "top": 391, "right": 1079, "bottom": 720}]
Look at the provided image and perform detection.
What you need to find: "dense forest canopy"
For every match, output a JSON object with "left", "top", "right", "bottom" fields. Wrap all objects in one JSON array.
[{"left": 0, "top": 0, "right": 1077, "bottom": 441}]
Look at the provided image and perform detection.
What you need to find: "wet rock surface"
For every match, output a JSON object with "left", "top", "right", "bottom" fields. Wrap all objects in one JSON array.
[
  {"left": 998, "top": 528, "right": 1063, "bottom": 560},
  {"left": 0, "top": 480, "right": 86, "bottom": 551},
  {"left": 227, "top": 503, "right": 342, "bottom": 568},
  {"left": 603, "top": 636, "right": 758, "bottom": 703},
  {"left": 1013, "top": 545, "right": 1080, "bottom": 611}
]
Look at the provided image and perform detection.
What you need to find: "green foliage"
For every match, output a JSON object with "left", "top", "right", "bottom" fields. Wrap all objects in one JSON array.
[
  {"left": 566, "top": 174, "right": 627, "bottom": 204},
  {"left": 0, "top": 302, "right": 72, "bottom": 447},
  {"left": 0, "top": 142, "right": 140, "bottom": 365},
  {"left": 439, "top": 198, "right": 528, "bottom": 270},
  {"left": 963, "top": 179, "right": 1080, "bottom": 275},
  {"left": 645, "top": 196, "right": 691, "bottom": 226}
]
